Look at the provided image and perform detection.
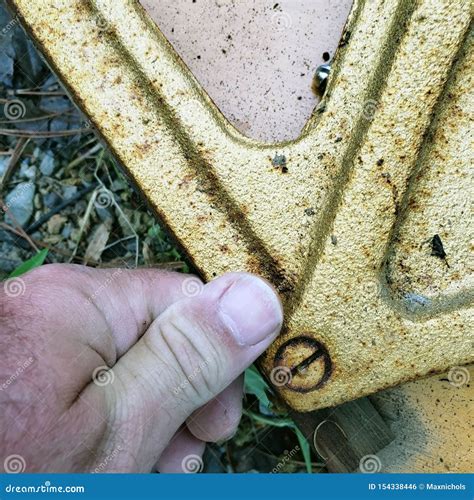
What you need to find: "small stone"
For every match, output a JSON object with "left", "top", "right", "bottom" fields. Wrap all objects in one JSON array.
[
  {"left": 39, "top": 153, "right": 55, "bottom": 175},
  {"left": 47, "top": 214, "right": 67, "bottom": 235},
  {"left": 43, "top": 192, "right": 61, "bottom": 209},
  {"left": 61, "top": 223, "right": 73, "bottom": 239},
  {"left": 63, "top": 185, "right": 78, "bottom": 199},
  {"left": 33, "top": 193, "right": 42, "bottom": 210},
  {"left": 5, "top": 182, "right": 35, "bottom": 226},
  {"left": 20, "top": 163, "right": 37, "bottom": 180},
  {"left": 0, "top": 157, "right": 8, "bottom": 178}
]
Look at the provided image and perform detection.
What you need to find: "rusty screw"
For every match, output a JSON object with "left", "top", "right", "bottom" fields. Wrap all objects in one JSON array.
[{"left": 272, "top": 336, "right": 332, "bottom": 393}]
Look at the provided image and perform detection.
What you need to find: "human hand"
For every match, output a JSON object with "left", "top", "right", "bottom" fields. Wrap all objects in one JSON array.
[{"left": 0, "top": 265, "right": 282, "bottom": 472}]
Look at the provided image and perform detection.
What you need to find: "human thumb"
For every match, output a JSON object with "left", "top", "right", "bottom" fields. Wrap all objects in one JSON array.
[{"left": 95, "top": 272, "right": 282, "bottom": 469}]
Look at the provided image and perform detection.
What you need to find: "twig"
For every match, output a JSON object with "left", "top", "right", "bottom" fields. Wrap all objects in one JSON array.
[
  {"left": 0, "top": 222, "right": 101, "bottom": 265},
  {"left": 66, "top": 142, "right": 102, "bottom": 170},
  {"left": 0, "top": 128, "right": 93, "bottom": 138},
  {"left": 0, "top": 197, "right": 39, "bottom": 252},
  {"left": 14, "top": 90, "right": 66, "bottom": 96},
  {"left": 0, "top": 137, "right": 30, "bottom": 190},
  {"left": 24, "top": 182, "right": 97, "bottom": 234}
]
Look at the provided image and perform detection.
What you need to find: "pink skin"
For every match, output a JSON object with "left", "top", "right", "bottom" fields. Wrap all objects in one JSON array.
[{"left": 0, "top": 265, "right": 282, "bottom": 472}]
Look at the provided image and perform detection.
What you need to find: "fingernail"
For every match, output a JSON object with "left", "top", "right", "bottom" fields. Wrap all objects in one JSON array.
[{"left": 218, "top": 275, "right": 283, "bottom": 346}]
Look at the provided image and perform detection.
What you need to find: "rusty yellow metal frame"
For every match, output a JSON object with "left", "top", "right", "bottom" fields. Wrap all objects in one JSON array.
[{"left": 7, "top": 0, "right": 473, "bottom": 412}]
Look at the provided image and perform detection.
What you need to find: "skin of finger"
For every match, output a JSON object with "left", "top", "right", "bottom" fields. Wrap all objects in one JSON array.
[
  {"left": 96, "top": 273, "right": 281, "bottom": 471},
  {"left": 1, "top": 264, "right": 203, "bottom": 404},
  {"left": 155, "top": 426, "right": 206, "bottom": 473},
  {"left": 0, "top": 265, "right": 202, "bottom": 472},
  {"left": 186, "top": 376, "right": 244, "bottom": 442}
]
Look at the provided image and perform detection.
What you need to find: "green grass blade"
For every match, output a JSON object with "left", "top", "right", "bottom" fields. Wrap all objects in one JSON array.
[
  {"left": 294, "top": 426, "right": 313, "bottom": 473},
  {"left": 244, "top": 365, "right": 271, "bottom": 408},
  {"left": 8, "top": 249, "right": 48, "bottom": 278}
]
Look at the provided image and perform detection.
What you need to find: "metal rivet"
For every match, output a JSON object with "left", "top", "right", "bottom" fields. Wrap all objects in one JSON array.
[
  {"left": 273, "top": 336, "right": 332, "bottom": 392},
  {"left": 314, "top": 63, "right": 331, "bottom": 95}
]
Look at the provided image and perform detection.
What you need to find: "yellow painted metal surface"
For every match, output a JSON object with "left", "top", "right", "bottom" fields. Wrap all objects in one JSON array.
[{"left": 7, "top": 0, "right": 473, "bottom": 417}]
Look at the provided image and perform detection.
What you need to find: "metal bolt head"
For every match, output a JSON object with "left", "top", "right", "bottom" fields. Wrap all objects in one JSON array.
[
  {"left": 314, "top": 63, "right": 331, "bottom": 95},
  {"left": 273, "top": 336, "right": 332, "bottom": 392}
]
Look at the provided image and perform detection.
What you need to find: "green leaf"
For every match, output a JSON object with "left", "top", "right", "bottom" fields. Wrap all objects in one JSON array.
[
  {"left": 243, "top": 410, "right": 293, "bottom": 428},
  {"left": 244, "top": 365, "right": 271, "bottom": 408},
  {"left": 294, "top": 426, "right": 313, "bottom": 473},
  {"left": 8, "top": 249, "right": 48, "bottom": 278}
]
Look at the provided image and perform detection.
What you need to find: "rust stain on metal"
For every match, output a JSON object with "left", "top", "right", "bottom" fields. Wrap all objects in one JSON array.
[
  {"left": 7, "top": 0, "right": 473, "bottom": 414},
  {"left": 274, "top": 336, "right": 332, "bottom": 392}
]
